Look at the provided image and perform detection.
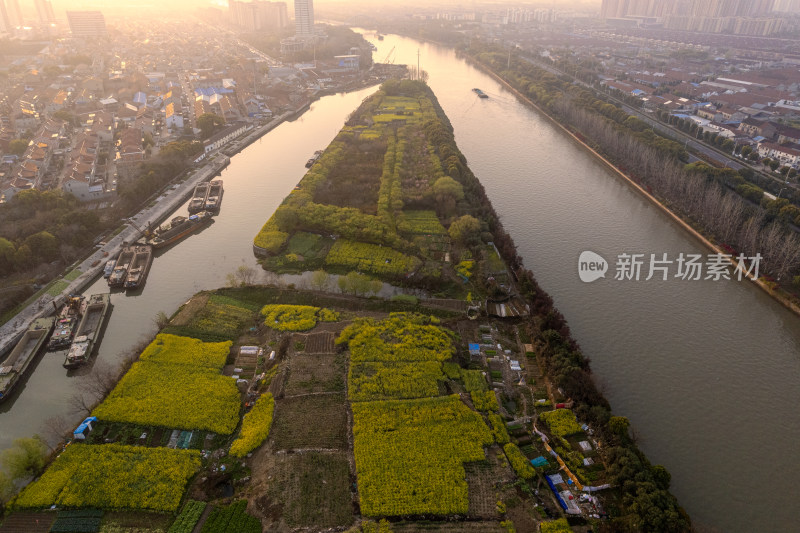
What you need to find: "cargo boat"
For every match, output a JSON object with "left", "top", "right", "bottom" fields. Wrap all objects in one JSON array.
[
  {"left": 146, "top": 211, "right": 214, "bottom": 250},
  {"left": 0, "top": 317, "right": 55, "bottom": 401},
  {"left": 188, "top": 182, "right": 210, "bottom": 214},
  {"left": 103, "top": 259, "right": 116, "bottom": 278},
  {"left": 64, "top": 293, "right": 111, "bottom": 369},
  {"left": 205, "top": 180, "right": 224, "bottom": 212},
  {"left": 472, "top": 88, "right": 489, "bottom": 98},
  {"left": 305, "top": 150, "right": 323, "bottom": 168},
  {"left": 123, "top": 245, "right": 153, "bottom": 291},
  {"left": 108, "top": 247, "right": 134, "bottom": 288},
  {"left": 47, "top": 295, "right": 85, "bottom": 351}
]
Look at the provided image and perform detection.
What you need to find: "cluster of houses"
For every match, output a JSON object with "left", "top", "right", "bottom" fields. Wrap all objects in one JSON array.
[
  {"left": 600, "top": 67, "right": 800, "bottom": 169},
  {"left": 0, "top": 18, "right": 367, "bottom": 205}
]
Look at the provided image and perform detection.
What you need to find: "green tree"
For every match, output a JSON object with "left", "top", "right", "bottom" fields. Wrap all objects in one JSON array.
[
  {"left": 0, "top": 237, "right": 15, "bottom": 274},
  {"left": 741, "top": 145, "right": 752, "bottom": 157},
  {"left": 24, "top": 231, "right": 58, "bottom": 262},
  {"left": 651, "top": 464, "right": 672, "bottom": 490},
  {"left": 8, "top": 138, "right": 29, "bottom": 156},
  {"left": 608, "top": 416, "right": 630, "bottom": 438},
  {"left": 310, "top": 269, "right": 330, "bottom": 291},
  {"left": 432, "top": 176, "right": 464, "bottom": 215},
  {"left": 769, "top": 160, "right": 780, "bottom": 171},
  {"left": 1, "top": 436, "right": 48, "bottom": 480},
  {"left": 13, "top": 244, "right": 33, "bottom": 269},
  {"left": 448, "top": 215, "right": 481, "bottom": 245},
  {"left": 197, "top": 113, "right": 224, "bottom": 139},
  {"left": 53, "top": 109, "right": 75, "bottom": 124}
]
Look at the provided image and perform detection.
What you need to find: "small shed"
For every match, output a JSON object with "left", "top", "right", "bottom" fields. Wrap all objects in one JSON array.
[
  {"left": 73, "top": 416, "right": 97, "bottom": 440},
  {"left": 468, "top": 343, "right": 480, "bottom": 356}
]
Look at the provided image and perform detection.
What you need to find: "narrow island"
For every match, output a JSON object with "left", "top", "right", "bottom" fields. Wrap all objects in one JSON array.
[{"left": 2, "top": 80, "right": 689, "bottom": 533}]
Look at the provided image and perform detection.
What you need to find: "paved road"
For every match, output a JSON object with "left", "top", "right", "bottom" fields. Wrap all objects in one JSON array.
[{"left": 0, "top": 154, "right": 230, "bottom": 357}]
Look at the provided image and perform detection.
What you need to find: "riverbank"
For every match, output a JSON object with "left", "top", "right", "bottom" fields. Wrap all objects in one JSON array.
[
  {"left": 0, "top": 77, "right": 396, "bottom": 359},
  {"left": 0, "top": 154, "right": 231, "bottom": 358},
  {"left": 467, "top": 55, "right": 800, "bottom": 319}
]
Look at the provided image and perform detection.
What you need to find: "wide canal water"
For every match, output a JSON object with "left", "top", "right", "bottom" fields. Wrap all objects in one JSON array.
[{"left": 2, "top": 31, "right": 799, "bottom": 532}]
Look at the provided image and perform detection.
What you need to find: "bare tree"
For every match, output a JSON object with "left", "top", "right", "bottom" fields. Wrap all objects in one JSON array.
[{"left": 41, "top": 415, "right": 72, "bottom": 450}]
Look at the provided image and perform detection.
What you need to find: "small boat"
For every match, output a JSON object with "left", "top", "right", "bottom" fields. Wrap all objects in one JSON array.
[
  {"left": 123, "top": 245, "right": 153, "bottom": 291},
  {"left": 103, "top": 259, "right": 116, "bottom": 278},
  {"left": 64, "top": 294, "right": 111, "bottom": 369},
  {"left": 108, "top": 247, "right": 134, "bottom": 288},
  {"left": 188, "top": 182, "right": 210, "bottom": 214},
  {"left": 47, "top": 295, "right": 85, "bottom": 351},
  {"left": 472, "top": 88, "right": 489, "bottom": 98},
  {"left": 146, "top": 211, "right": 214, "bottom": 250},
  {"left": 204, "top": 180, "right": 224, "bottom": 212},
  {"left": 305, "top": 150, "right": 323, "bottom": 168},
  {"left": 0, "top": 317, "right": 55, "bottom": 401}
]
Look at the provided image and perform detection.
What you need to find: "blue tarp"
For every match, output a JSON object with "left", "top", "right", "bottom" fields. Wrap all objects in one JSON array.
[
  {"left": 546, "top": 475, "right": 568, "bottom": 510},
  {"left": 468, "top": 343, "right": 480, "bottom": 354},
  {"left": 73, "top": 416, "right": 97, "bottom": 438},
  {"left": 530, "top": 456, "right": 549, "bottom": 468}
]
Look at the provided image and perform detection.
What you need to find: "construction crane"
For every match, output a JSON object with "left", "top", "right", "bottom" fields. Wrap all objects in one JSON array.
[
  {"left": 126, "top": 217, "right": 153, "bottom": 239},
  {"left": 381, "top": 46, "right": 396, "bottom": 65}
]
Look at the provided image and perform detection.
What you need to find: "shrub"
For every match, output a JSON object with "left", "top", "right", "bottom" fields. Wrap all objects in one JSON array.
[
  {"left": 13, "top": 444, "right": 200, "bottom": 512},
  {"left": 539, "top": 409, "right": 583, "bottom": 438},
  {"left": 229, "top": 393, "right": 275, "bottom": 457},
  {"left": 353, "top": 395, "right": 493, "bottom": 516},
  {"left": 488, "top": 413, "right": 510, "bottom": 444},
  {"left": 460, "top": 369, "right": 488, "bottom": 392},
  {"left": 93, "top": 336, "right": 240, "bottom": 434},
  {"left": 140, "top": 334, "right": 231, "bottom": 370},
  {"left": 471, "top": 390, "right": 499, "bottom": 411},
  {"left": 325, "top": 240, "right": 422, "bottom": 276},
  {"left": 200, "top": 500, "right": 260, "bottom": 533},
  {"left": 168, "top": 501, "right": 207, "bottom": 533},
  {"left": 261, "top": 304, "right": 338, "bottom": 331},
  {"left": 503, "top": 443, "right": 536, "bottom": 480}
]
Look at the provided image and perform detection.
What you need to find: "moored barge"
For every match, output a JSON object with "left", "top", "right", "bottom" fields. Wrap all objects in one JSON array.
[
  {"left": 0, "top": 317, "right": 55, "bottom": 401},
  {"left": 123, "top": 245, "right": 153, "bottom": 291},
  {"left": 64, "top": 293, "right": 111, "bottom": 369}
]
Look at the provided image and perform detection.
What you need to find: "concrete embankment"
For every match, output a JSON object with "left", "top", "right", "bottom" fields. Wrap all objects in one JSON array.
[{"left": 0, "top": 154, "right": 231, "bottom": 357}]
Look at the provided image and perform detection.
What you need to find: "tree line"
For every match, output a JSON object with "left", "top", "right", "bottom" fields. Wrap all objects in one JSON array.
[{"left": 466, "top": 42, "right": 800, "bottom": 285}]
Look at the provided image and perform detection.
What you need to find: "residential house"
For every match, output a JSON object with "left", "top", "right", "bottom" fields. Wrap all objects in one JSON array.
[
  {"left": 758, "top": 141, "right": 800, "bottom": 167},
  {"left": 739, "top": 118, "right": 776, "bottom": 139}
]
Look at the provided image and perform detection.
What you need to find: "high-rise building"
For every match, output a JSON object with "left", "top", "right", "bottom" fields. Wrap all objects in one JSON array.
[
  {"left": 774, "top": 0, "right": 800, "bottom": 12},
  {"left": 294, "top": 0, "right": 314, "bottom": 37},
  {"left": 34, "top": 0, "right": 55, "bottom": 24},
  {"left": 602, "top": 0, "right": 775, "bottom": 18},
  {"left": 0, "top": 1, "right": 12, "bottom": 33},
  {"left": 7, "top": 0, "right": 21, "bottom": 27},
  {"left": 66, "top": 11, "right": 107, "bottom": 37},
  {"left": 229, "top": 1, "right": 288, "bottom": 31},
  {"left": 600, "top": 0, "right": 628, "bottom": 18}
]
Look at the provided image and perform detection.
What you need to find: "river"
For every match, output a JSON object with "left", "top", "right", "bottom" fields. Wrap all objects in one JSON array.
[{"left": 2, "top": 30, "right": 799, "bottom": 533}]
